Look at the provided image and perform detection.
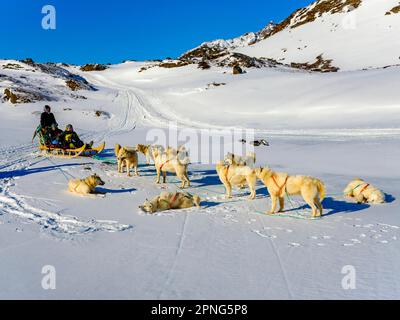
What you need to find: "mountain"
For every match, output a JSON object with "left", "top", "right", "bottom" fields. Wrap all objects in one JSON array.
[
  {"left": 181, "top": 0, "right": 400, "bottom": 71},
  {"left": 0, "top": 59, "right": 95, "bottom": 104}
]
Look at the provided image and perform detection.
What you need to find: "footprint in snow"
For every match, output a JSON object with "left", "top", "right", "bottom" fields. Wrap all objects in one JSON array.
[
  {"left": 289, "top": 243, "right": 301, "bottom": 247},
  {"left": 252, "top": 230, "right": 277, "bottom": 239}
]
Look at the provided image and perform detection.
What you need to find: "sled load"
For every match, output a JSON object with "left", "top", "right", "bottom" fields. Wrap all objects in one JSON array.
[{"left": 39, "top": 142, "right": 106, "bottom": 158}]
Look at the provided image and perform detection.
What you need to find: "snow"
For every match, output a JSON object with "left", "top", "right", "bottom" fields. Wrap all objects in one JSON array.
[
  {"left": 237, "top": 0, "right": 400, "bottom": 71},
  {"left": 1, "top": 1, "right": 400, "bottom": 298}
]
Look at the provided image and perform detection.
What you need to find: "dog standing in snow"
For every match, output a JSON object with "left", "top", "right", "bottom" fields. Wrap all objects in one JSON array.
[
  {"left": 115, "top": 144, "right": 139, "bottom": 177},
  {"left": 135, "top": 144, "right": 152, "bottom": 164},
  {"left": 68, "top": 174, "right": 106, "bottom": 197},
  {"left": 152, "top": 148, "right": 191, "bottom": 188},
  {"left": 344, "top": 178, "right": 385, "bottom": 204},
  {"left": 216, "top": 161, "right": 257, "bottom": 200},
  {"left": 135, "top": 144, "right": 166, "bottom": 164},
  {"left": 255, "top": 167, "right": 325, "bottom": 217},
  {"left": 224, "top": 152, "right": 256, "bottom": 168},
  {"left": 139, "top": 191, "right": 201, "bottom": 213}
]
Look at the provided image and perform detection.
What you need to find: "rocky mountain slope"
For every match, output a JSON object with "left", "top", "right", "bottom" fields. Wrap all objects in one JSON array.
[
  {"left": 237, "top": 0, "right": 400, "bottom": 71},
  {"left": 0, "top": 59, "right": 95, "bottom": 104},
  {"left": 175, "top": 0, "right": 400, "bottom": 72}
]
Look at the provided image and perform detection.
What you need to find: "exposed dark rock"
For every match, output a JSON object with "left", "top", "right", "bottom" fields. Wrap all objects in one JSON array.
[
  {"left": 180, "top": 46, "right": 228, "bottom": 62},
  {"left": 291, "top": 54, "right": 339, "bottom": 72},
  {"left": 198, "top": 61, "right": 211, "bottom": 70},
  {"left": 80, "top": 64, "right": 108, "bottom": 72},
  {"left": 233, "top": 65, "right": 243, "bottom": 75},
  {"left": 3, "top": 87, "right": 51, "bottom": 104},
  {"left": 158, "top": 60, "right": 191, "bottom": 68},
  {"left": 386, "top": 4, "right": 400, "bottom": 15},
  {"left": 66, "top": 79, "right": 82, "bottom": 91},
  {"left": 2, "top": 63, "right": 23, "bottom": 70},
  {"left": 218, "top": 53, "right": 266, "bottom": 68}
]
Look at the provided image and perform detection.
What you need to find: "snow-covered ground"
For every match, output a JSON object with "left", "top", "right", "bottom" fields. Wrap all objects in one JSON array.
[{"left": 1, "top": 57, "right": 399, "bottom": 299}]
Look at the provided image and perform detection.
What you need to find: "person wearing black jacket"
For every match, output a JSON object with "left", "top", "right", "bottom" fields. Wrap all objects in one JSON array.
[{"left": 40, "top": 105, "right": 57, "bottom": 129}]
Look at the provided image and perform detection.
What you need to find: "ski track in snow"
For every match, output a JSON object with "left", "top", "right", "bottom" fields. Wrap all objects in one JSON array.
[{"left": 0, "top": 133, "right": 133, "bottom": 238}]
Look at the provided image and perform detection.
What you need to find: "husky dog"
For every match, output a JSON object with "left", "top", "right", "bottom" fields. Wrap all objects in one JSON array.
[
  {"left": 139, "top": 191, "right": 201, "bottom": 213},
  {"left": 152, "top": 148, "right": 190, "bottom": 188},
  {"left": 224, "top": 152, "right": 256, "bottom": 168},
  {"left": 115, "top": 144, "right": 139, "bottom": 177},
  {"left": 216, "top": 161, "right": 257, "bottom": 200},
  {"left": 255, "top": 167, "right": 325, "bottom": 217},
  {"left": 344, "top": 178, "right": 385, "bottom": 204},
  {"left": 68, "top": 174, "right": 105, "bottom": 196},
  {"left": 135, "top": 144, "right": 152, "bottom": 164}
]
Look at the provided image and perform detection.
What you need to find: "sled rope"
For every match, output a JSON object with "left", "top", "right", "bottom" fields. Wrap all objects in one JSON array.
[{"left": 45, "top": 157, "right": 77, "bottom": 181}]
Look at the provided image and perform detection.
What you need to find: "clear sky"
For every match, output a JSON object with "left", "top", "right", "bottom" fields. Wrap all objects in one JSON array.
[{"left": 0, "top": 0, "right": 314, "bottom": 64}]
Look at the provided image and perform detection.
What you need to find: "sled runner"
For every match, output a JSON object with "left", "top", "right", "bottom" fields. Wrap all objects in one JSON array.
[{"left": 39, "top": 142, "right": 106, "bottom": 159}]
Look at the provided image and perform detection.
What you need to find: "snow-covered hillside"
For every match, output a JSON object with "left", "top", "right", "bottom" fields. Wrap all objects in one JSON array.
[
  {"left": 180, "top": 0, "right": 400, "bottom": 71},
  {"left": 237, "top": 0, "right": 400, "bottom": 71}
]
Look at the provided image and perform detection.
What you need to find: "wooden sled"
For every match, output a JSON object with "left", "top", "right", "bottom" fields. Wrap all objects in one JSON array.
[{"left": 39, "top": 142, "right": 106, "bottom": 159}]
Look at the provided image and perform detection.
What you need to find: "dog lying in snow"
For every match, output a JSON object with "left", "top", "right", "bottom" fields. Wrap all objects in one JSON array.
[
  {"left": 344, "top": 178, "right": 385, "bottom": 204},
  {"left": 152, "top": 148, "right": 191, "bottom": 188},
  {"left": 139, "top": 191, "right": 201, "bottom": 213},
  {"left": 224, "top": 152, "right": 256, "bottom": 168},
  {"left": 255, "top": 167, "right": 325, "bottom": 217},
  {"left": 68, "top": 174, "right": 105, "bottom": 196},
  {"left": 115, "top": 144, "right": 139, "bottom": 177},
  {"left": 216, "top": 161, "right": 257, "bottom": 200}
]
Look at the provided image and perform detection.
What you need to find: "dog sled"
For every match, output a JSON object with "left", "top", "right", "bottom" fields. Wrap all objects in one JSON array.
[{"left": 39, "top": 142, "right": 106, "bottom": 159}]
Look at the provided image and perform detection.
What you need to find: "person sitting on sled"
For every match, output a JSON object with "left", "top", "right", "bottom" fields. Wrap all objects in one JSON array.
[
  {"left": 48, "top": 123, "right": 63, "bottom": 146},
  {"left": 58, "top": 124, "right": 93, "bottom": 149},
  {"left": 32, "top": 125, "right": 51, "bottom": 145}
]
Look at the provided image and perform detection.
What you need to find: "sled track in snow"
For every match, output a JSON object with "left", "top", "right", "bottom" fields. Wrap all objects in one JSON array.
[
  {"left": 81, "top": 73, "right": 400, "bottom": 139},
  {"left": 0, "top": 144, "right": 132, "bottom": 237},
  {"left": 0, "top": 82, "right": 142, "bottom": 235}
]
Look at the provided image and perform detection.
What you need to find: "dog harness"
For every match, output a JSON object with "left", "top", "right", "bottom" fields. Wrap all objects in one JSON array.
[
  {"left": 272, "top": 175, "right": 289, "bottom": 196},
  {"left": 160, "top": 160, "right": 170, "bottom": 171},
  {"left": 170, "top": 192, "right": 179, "bottom": 204},
  {"left": 354, "top": 183, "right": 370, "bottom": 193}
]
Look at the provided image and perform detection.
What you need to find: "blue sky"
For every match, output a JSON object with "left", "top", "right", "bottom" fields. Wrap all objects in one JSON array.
[{"left": 0, "top": 0, "right": 314, "bottom": 64}]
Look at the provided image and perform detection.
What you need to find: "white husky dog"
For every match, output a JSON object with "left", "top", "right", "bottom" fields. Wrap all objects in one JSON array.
[{"left": 224, "top": 152, "right": 256, "bottom": 168}]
